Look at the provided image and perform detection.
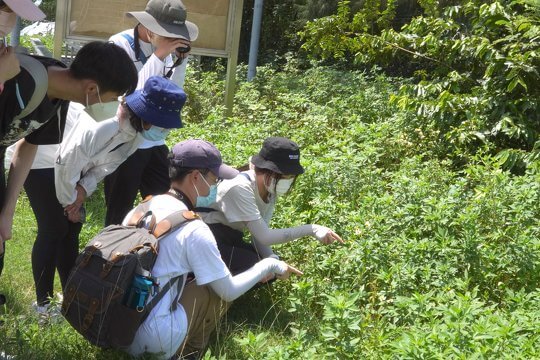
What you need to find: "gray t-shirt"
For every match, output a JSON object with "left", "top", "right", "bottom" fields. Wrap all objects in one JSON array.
[{"left": 201, "top": 170, "right": 275, "bottom": 232}]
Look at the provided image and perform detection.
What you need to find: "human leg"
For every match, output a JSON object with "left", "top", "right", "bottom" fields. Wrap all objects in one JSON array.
[
  {"left": 104, "top": 148, "right": 151, "bottom": 225},
  {"left": 139, "top": 145, "right": 171, "bottom": 199},
  {"left": 0, "top": 146, "right": 7, "bottom": 304},
  {"left": 56, "top": 219, "right": 82, "bottom": 289},
  {"left": 176, "top": 281, "right": 231, "bottom": 359},
  {"left": 25, "top": 168, "right": 69, "bottom": 306}
]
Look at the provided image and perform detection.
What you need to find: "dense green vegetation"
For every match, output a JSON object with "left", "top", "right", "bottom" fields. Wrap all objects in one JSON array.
[
  {"left": 1, "top": 0, "right": 539, "bottom": 358},
  {"left": 1, "top": 60, "right": 540, "bottom": 358},
  {"left": 301, "top": 0, "right": 540, "bottom": 171}
]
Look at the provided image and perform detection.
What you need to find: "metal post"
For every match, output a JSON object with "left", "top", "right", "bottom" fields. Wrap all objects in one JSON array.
[
  {"left": 9, "top": 17, "right": 21, "bottom": 47},
  {"left": 247, "top": 0, "right": 263, "bottom": 81}
]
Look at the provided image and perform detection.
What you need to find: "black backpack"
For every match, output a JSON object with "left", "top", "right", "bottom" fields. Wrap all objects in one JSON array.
[{"left": 61, "top": 199, "right": 199, "bottom": 349}]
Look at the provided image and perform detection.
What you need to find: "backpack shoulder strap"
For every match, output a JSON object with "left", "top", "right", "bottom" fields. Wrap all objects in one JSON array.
[
  {"left": 152, "top": 210, "right": 200, "bottom": 238},
  {"left": 120, "top": 32, "right": 147, "bottom": 65},
  {"left": 141, "top": 273, "right": 187, "bottom": 324},
  {"left": 14, "top": 54, "right": 48, "bottom": 120}
]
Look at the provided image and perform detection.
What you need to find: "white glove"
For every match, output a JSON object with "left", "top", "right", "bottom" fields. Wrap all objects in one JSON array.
[{"left": 312, "top": 224, "right": 344, "bottom": 245}]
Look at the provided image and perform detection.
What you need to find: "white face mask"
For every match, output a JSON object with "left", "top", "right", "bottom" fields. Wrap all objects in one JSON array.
[
  {"left": 265, "top": 176, "right": 294, "bottom": 197},
  {"left": 83, "top": 86, "right": 119, "bottom": 122},
  {"left": 0, "top": 11, "right": 17, "bottom": 37},
  {"left": 275, "top": 178, "right": 294, "bottom": 196},
  {"left": 85, "top": 101, "right": 120, "bottom": 122}
]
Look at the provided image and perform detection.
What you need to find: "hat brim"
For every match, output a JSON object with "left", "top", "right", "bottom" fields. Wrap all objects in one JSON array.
[
  {"left": 126, "top": 11, "right": 199, "bottom": 41},
  {"left": 210, "top": 164, "right": 239, "bottom": 180},
  {"left": 125, "top": 90, "right": 182, "bottom": 129},
  {"left": 251, "top": 154, "right": 305, "bottom": 175},
  {"left": 5, "top": 0, "right": 45, "bottom": 21}
]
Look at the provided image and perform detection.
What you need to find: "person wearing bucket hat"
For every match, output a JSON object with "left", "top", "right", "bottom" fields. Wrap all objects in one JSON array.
[
  {"left": 0, "top": 41, "right": 138, "bottom": 308},
  {"left": 105, "top": 0, "right": 199, "bottom": 228},
  {"left": 122, "top": 138, "right": 301, "bottom": 359},
  {"left": 55, "top": 76, "right": 185, "bottom": 212},
  {"left": 200, "top": 136, "right": 343, "bottom": 276},
  {"left": 42, "top": 77, "right": 184, "bottom": 312},
  {"left": 1, "top": 0, "right": 45, "bottom": 22}
]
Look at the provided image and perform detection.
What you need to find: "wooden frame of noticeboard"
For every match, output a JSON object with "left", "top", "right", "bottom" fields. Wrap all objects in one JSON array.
[{"left": 53, "top": 0, "right": 244, "bottom": 115}]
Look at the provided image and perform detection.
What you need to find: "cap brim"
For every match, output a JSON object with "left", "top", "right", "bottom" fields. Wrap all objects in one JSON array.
[
  {"left": 211, "top": 163, "right": 239, "bottom": 179},
  {"left": 126, "top": 11, "right": 199, "bottom": 41},
  {"left": 5, "top": 0, "right": 45, "bottom": 21},
  {"left": 251, "top": 154, "right": 304, "bottom": 175}
]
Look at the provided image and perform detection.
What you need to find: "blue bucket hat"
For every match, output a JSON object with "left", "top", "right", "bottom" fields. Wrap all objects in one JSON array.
[{"left": 125, "top": 76, "right": 186, "bottom": 129}]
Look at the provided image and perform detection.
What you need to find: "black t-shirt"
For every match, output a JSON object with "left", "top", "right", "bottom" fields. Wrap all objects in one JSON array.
[{"left": 0, "top": 56, "right": 69, "bottom": 147}]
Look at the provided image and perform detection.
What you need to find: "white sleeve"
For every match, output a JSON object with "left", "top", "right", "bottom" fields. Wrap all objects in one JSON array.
[
  {"left": 169, "top": 57, "right": 188, "bottom": 88},
  {"left": 54, "top": 115, "right": 91, "bottom": 206},
  {"left": 135, "top": 53, "right": 169, "bottom": 90},
  {"left": 109, "top": 33, "right": 168, "bottom": 90},
  {"left": 77, "top": 147, "right": 132, "bottom": 198},
  {"left": 209, "top": 258, "right": 288, "bottom": 302},
  {"left": 54, "top": 118, "right": 117, "bottom": 206},
  {"left": 246, "top": 218, "right": 315, "bottom": 247}
]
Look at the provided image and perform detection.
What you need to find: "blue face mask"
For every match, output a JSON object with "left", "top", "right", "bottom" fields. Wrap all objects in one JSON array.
[
  {"left": 194, "top": 174, "right": 218, "bottom": 208},
  {"left": 142, "top": 126, "right": 170, "bottom": 141}
]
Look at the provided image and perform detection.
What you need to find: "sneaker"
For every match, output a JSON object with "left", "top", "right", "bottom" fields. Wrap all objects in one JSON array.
[
  {"left": 0, "top": 351, "right": 15, "bottom": 359},
  {"left": 32, "top": 301, "right": 50, "bottom": 316}
]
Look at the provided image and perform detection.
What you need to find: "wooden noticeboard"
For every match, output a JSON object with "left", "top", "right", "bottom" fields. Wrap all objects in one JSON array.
[{"left": 53, "top": 0, "right": 244, "bottom": 114}]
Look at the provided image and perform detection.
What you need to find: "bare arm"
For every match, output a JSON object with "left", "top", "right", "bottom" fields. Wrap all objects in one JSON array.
[{"left": 0, "top": 139, "right": 37, "bottom": 253}]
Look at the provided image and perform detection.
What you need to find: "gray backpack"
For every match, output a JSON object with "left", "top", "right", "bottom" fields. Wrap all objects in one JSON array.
[
  {"left": 61, "top": 198, "right": 199, "bottom": 349},
  {"left": 15, "top": 54, "right": 48, "bottom": 120}
]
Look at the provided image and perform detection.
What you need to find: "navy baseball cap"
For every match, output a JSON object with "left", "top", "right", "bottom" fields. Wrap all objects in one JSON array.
[
  {"left": 170, "top": 139, "right": 239, "bottom": 179},
  {"left": 125, "top": 76, "right": 185, "bottom": 129}
]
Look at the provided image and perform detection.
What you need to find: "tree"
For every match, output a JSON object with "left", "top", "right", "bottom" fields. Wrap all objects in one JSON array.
[{"left": 300, "top": 0, "right": 540, "bottom": 171}]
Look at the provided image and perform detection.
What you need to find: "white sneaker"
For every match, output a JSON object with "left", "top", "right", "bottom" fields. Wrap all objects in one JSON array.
[
  {"left": 32, "top": 301, "right": 50, "bottom": 315},
  {"left": 0, "top": 351, "right": 15, "bottom": 359}
]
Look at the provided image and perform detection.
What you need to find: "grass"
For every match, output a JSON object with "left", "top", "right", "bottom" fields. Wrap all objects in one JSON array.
[{"left": 1, "top": 62, "right": 540, "bottom": 358}]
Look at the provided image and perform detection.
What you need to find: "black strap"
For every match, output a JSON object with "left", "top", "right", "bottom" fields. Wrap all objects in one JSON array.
[
  {"left": 170, "top": 273, "right": 187, "bottom": 312},
  {"left": 164, "top": 57, "right": 184, "bottom": 79},
  {"left": 140, "top": 274, "right": 185, "bottom": 323}
]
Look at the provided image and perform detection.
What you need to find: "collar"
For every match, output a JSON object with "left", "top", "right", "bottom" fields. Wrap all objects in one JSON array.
[{"left": 168, "top": 188, "right": 194, "bottom": 210}]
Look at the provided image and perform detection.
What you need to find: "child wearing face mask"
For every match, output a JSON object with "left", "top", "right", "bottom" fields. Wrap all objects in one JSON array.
[
  {"left": 103, "top": 0, "right": 198, "bottom": 227},
  {"left": 19, "top": 76, "right": 183, "bottom": 316},
  {"left": 199, "top": 137, "right": 344, "bottom": 276},
  {"left": 0, "top": 40, "right": 137, "bottom": 310}
]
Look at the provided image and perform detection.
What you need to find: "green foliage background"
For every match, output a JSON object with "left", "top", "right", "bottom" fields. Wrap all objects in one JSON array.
[
  {"left": 1, "top": 60, "right": 540, "bottom": 358},
  {"left": 1, "top": 0, "right": 540, "bottom": 358},
  {"left": 301, "top": 0, "right": 540, "bottom": 171}
]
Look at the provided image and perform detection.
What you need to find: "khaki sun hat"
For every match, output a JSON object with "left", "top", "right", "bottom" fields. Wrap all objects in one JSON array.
[{"left": 126, "top": 0, "right": 199, "bottom": 41}]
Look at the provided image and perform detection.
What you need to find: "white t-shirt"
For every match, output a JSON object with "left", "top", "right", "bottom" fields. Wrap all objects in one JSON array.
[
  {"left": 125, "top": 194, "right": 230, "bottom": 359},
  {"left": 201, "top": 170, "right": 275, "bottom": 232}
]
